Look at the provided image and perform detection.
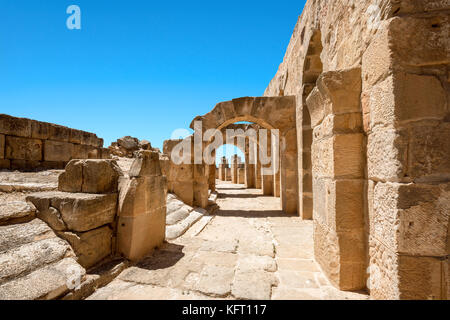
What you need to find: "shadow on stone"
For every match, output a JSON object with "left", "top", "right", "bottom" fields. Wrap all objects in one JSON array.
[
  {"left": 214, "top": 209, "right": 286, "bottom": 218},
  {"left": 134, "top": 243, "right": 185, "bottom": 271}
]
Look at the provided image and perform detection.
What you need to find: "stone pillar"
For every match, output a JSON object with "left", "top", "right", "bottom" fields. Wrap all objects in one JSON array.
[
  {"left": 255, "top": 144, "right": 262, "bottom": 189},
  {"left": 280, "top": 129, "right": 298, "bottom": 214},
  {"left": 231, "top": 155, "right": 239, "bottom": 184},
  {"left": 226, "top": 167, "right": 231, "bottom": 181},
  {"left": 163, "top": 139, "right": 194, "bottom": 206},
  {"left": 261, "top": 132, "right": 273, "bottom": 196},
  {"left": 219, "top": 157, "right": 227, "bottom": 181},
  {"left": 117, "top": 151, "right": 167, "bottom": 261},
  {"left": 238, "top": 166, "right": 245, "bottom": 184},
  {"left": 306, "top": 67, "right": 366, "bottom": 291},
  {"left": 273, "top": 144, "right": 281, "bottom": 198},
  {"left": 299, "top": 84, "right": 314, "bottom": 220},
  {"left": 362, "top": 18, "right": 449, "bottom": 300},
  {"left": 245, "top": 137, "right": 255, "bottom": 188}
]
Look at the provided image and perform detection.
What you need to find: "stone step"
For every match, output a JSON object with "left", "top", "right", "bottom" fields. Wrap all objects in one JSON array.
[
  {"left": 0, "top": 218, "right": 55, "bottom": 253},
  {"left": 0, "top": 257, "right": 86, "bottom": 300},
  {"left": 165, "top": 208, "right": 207, "bottom": 240},
  {"left": 166, "top": 205, "right": 192, "bottom": 225},
  {"left": 0, "top": 235, "right": 72, "bottom": 285},
  {"left": 0, "top": 201, "right": 36, "bottom": 226}
]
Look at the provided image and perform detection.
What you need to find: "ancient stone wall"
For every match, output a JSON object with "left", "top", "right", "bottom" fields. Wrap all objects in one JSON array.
[
  {"left": 0, "top": 114, "right": 109, "bottom": 171},
  {"left": 265, "top": 0, "right": 449, "bottom": 299}
]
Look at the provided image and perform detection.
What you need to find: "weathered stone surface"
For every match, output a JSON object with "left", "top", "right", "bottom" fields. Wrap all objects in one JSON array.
[
  {"left": 0, "top": 237, "right": 72, "bottom": 285},
  {"left": 0, "top": 258, "right": 85, "bottom": 300},
  {"left": 0, "top": 134, "right": 4, "bottom": 159},
  {"left": 81, "top": 160, "right": 122, "bottom": 193},
  {"left": 0, "top": 218, "right": 55, "bottom": 253},
  {"left": 371, "top": 182, "right": 449, "bottom": 256},
  {"left": 0, "top": 201, "right": 36, "bottom": 225},
  {"left": 0, "top": 114, "right": 31, "bottom": 137},
  {"left": 117, "top": 153, "right": 167, "bottom": 261},
  {"left": 27, "top": 192, "right": 117, "bottom": 232},
  {"left": 58, "top": 226, "right": 112, "bottom": 269},
  {"left": 58, "top": 159, "right": 122, "bottom": 194},
  {"left": 231, "top": 269, "right": 277, "bottom": 300},
  {"left": 195, "top": 265, "right": 234, "bottom": 297},
  {"left": 43, "top": 140, "right": 74, "bottom": 162},
  {"left": 129, "top": 151, "right": 161, "bottom": 177},
  {"left": 5, "top": 136, "right": 42, "bottom": 161},
  {"left": 58, "top": 160, "right": 83, "bottom": 193}
]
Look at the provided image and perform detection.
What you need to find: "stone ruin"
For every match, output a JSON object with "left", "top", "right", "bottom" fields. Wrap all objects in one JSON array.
[{"left": 0, "top": 0, "right": 449, "bottom": 300}]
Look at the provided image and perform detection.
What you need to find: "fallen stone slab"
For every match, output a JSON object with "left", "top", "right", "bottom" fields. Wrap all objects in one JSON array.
[
  {"left": 0, "top": 258, "right": 86, "bottom": 300},
  {"left": 0, "top": 201, "right": 36, "bottom": 225},
  {"left": 27, "top": 192, "right": 117, "bottom": 232}
]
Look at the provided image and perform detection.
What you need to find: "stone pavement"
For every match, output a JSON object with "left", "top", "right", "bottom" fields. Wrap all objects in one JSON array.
[{"left": 88, "top": 182, "right": 369, "bottom": 300}]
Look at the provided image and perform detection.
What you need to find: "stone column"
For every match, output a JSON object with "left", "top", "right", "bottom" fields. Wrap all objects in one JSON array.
[
  {"left": 255, "top": 143, "right": 262, "bottom": 189},
  {"left": 280, "top": 129, "right": 298, "bottom": 214},
  {"left": 273, "top": 143, "right": 281, "bottom": 198},
  {"left": 362, "top": 19, "right": 449, "bottom": 300},
  {"left": 231, "top": 155, "right": 239, "bottom": 184},
  {"left": 219, "top": 157, "right": 227, "bottom": 181},
  {"left": 245, "top": 137, "right": 255, "bottom": 188},
  {"left": 261, "top": 132, "right": 273, "bottom": 196},
  {"left": 306, "top": 67, "right": 366, "bottom": 291}
]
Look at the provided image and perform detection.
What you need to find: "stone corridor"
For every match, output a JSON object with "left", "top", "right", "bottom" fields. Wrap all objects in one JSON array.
[{"left": 87, "top": 182, "right": 368, "bottom": 300}]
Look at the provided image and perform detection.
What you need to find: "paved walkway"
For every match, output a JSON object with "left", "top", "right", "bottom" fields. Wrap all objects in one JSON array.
[{"left": 88, "top": 182, "right": 368, "bottom": 300}]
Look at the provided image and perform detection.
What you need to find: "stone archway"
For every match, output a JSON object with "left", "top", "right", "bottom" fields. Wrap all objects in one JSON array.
[{"left": 191, "top": 96, "right": 298, "bottom": 214}]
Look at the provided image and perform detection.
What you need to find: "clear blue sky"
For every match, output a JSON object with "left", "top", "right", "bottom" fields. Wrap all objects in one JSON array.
[{"left": 0, "top": 0, "right": 306, "bottom": 153}]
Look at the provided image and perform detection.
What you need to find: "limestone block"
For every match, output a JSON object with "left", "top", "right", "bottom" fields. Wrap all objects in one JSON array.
[
  {"left": 0, "top": 114, "right": 31, "bottom": 137},
  {"left": 371, "top": 182, "right": 449, "bottom": 256},
  {"left": 305, "top": 86, "right": 327, "bottom": 127},
  {"left": 69, "top": 129, "right": 84, "bottom": 144},
  {"left": 58, "top": 226, "right": 112, "bottom": 269},
  {"left": 27, "top": 192, "right": 117, "bottom": 232},
  {"left": 389, "top": 15, "right": 450, "bottom": 67},
  {"left": 0, "top": 159, "right": 9, "bottom": 169},
  {"left": 367, "top": 127, "right": 408, "bottom": 182},
  {"left": 395, "top": 0, "right": 450, "bottom": 14},
  {"left": 0, "top": 236, "right": 72, "bottom": 285},
  {"left": 129, "top": 151, "right": 161, "bottom": 177},
  {"left": 317, "top": 67, "right": 362, "bottom": 115},
  {"left": 117, "top": 206, "right": 166, "bottom": 261},
  {"left": 44, "top": 140, "right": 74, "bottom": 162},
  {"left": 0, "top": 134, "right": 4, "bottom": 159},
  {"left": 0, "top": 258, "right": 85, "bottom": 300},
  {"left": 0, "top": 201, "right": 36, "bottom": 226},
  {"left": 58, "top": 160, "right": 83, "bottom": 193},
  {"left": 313, "top": 113, "right": 362, "bottom": 141},
  {"left": 47, "top": 124, "right": 71, "bottom": 142},
  {"left": 81, "top": 160, "right": 122, "bottom": 193},
  {"left": 314, "top": 222, "right": 365, "bottom": 291},
  {"left": 312, "top": 134, "right": 364, "bottom": 179},
  {"left": 118, "top": 176, "right": 166, "bottom": 217},
  {"left": 172, "top": 181, "right": 194, "bottom": 206},
  {"left": 31, "top": 121, "right": 49, "bottom": 140},
  {"left": 5, "top": 136, "right": 42, "bottom": 161},
  {"left": 366, "top": 73, "right": 446, "bottom": 129},
  {"left": 0, "top": 219, "right": 54, "bottom": 253},
  {"left": 407, "top": 123, "right": 450, "bottom": 181}
]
